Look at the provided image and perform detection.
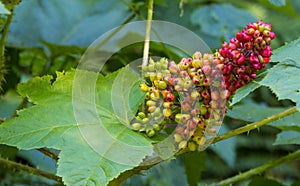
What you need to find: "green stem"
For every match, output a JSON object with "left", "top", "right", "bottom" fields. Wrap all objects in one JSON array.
[
  {"left": 109, "top": 106, "right": 298, "bottom": 185},
  {"left": 0, "top": 10, "right": 14, "bottom": 90},
  {"left": 213, "top": 106, "right": 298, "bottom": 143},
  {"left": 0, "top": 11, "right": 13, "bottom": 56},
  {"left": 37, "top": 148, "right": 59, "bottom": 162},
  {"left": 0, "top": 157, "right": 63, "bottom": 183},
  {"left": 142, "top": 0, "right": 154, "bottom": 67},
  {"left": 209, "top": 149, "right": 300, "bottom": 186}
]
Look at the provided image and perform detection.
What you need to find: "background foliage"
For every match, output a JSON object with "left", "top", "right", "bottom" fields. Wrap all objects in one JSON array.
[{"left": 0, "top": 0, "right": 299, "bottom": 185}]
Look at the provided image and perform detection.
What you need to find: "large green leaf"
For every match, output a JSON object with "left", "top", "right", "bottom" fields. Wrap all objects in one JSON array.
[
  {"left": 8, "top": 0, "right": 131, "bottom": 47},
  {"left": 227, "top": 101, "right": 284, "bottom": 122},
  {"left": 271, "top": 37, "right": 300, "bottom": 63},
  {"left": 273, "top": 130, "right": 300, "bottom": 145},
  {"left": 0, "top": 67, "right": 153, "bottom": 185},
  {"left": 191, "top": 4, "right": 256, "bottom": 41},
  {"left": 230, "top": 73, "right": 266, "bottom": 106},
  {"left": 259, "top": 60, "right": 300, "bottom": 111},
  {"left": 184, "top": 151, "right": 206, "bottom": 186}
]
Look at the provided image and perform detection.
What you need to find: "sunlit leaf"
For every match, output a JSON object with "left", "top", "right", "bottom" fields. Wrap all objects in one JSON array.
[
  {"left": 260, "top": 60, "right": 300, "bottom": 111},
  {"left": 271, "top": 37, "right": 300, "bottom": 63},
  {"left": 0, "top": 67, "right": 153, "bottom": 185}
]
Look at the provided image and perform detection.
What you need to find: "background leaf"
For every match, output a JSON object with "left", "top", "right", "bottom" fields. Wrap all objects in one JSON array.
[
  {"left": 190, "top": 4, "right": 256, "bottom": 41},
  {"left": 0, "top": 67, "right": 153, "bottom": 185},
  {"left": 184, "top": 151, "right": 206, "bottom": 186},
  {"left": 210, "top": 125, "right": 237, "bottom": 167},
  {"left": 0, "top": 2, "right": 10, "bottom": 14},
  {"left": 248, "top": 176, "right": 285, "bottom": 186},
  {"left": 268, "top": 0, "right": 286, "bottom": 7},
  {"left": 273, "top": 130, "right": 300, "bottom": 145},
  {"left": 8, "top": 0, "right": 131, "bottom": 47}
]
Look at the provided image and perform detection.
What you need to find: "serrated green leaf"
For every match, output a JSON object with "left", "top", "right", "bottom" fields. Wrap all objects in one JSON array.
[
  {"left": 191, "top": 4, "right": 256, "bottom": 41},
  {"left": 274, "top": 130, "right": 300, "bottom": 145},
  {"left": 271, "top": 37, "right": 300, "bottom": 63},
  {"left": 0, "top": 2, "right": 10, "bottom": 14},
  {"left": 184, "top": 151, "right": 206, "bottom": 186},
  {"left": 230, "top": 73, "right": 265, "bottom": 106},
  {"left": 259, "top": 60, "right": 300, "bottom": 110},
  {"left": 268, "top": 0, "right": 286, "bottom": 6},
  {"left": 249, "top": 176, "right": 285, "bottom": 186},
  {"left": 0, "top": 67, "right": 153, "bottom": 185},
  {"left": 227, "top": 101, "right": 284, "bottom": 122}
]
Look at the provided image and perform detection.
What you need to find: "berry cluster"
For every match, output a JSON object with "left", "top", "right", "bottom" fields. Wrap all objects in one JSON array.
[
  {"left": 131, "top": 53, "right": 226, "bottom": 151},
  {"left": 218, "top": 20, "right": 275, "bottom": 96},
  {"left": 131, "top": 20, "right": 275, "bottom": 152}
]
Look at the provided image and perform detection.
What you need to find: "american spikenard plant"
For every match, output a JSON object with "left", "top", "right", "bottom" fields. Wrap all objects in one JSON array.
[
  {"left": 0, "top": 0, "right": 300, "bottom": 185},
  {"left": 132, "top": 20, "right": 276, "bottom": 151}
]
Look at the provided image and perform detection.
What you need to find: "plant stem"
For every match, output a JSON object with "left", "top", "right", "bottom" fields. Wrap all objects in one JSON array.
[
  {"left": 109, "top": 106, "right": 298, "bottom": 185},
  {"left": 142, "top": 0, "right": 154, "bottom": 67},
  {"left": 0, "top": 10, "right": 14, "bottom": 90},
  {"left": 0, "top": 157, "right": 63, "bottom": 183},
  {"left": 209, "top": 149, "right": 300, "bottom": 186},
  {"left": 0, "top": 11, "right": 13, "bottom": 57},
  {"left": 37, "top": 148, "right": 59, "bottom": 162},
  {"left": 213, "top": 106, "right": 298, "bottom": 143}
]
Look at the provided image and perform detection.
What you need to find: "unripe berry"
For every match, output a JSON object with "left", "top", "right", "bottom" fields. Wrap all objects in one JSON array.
[
  {"left": 157, "top": 80, "right": 167, "bottom": 90},
  {"left": 174, "top": 133, "right": 182, "bottom": 142},
  {"left": 139, "top": 83, "right": 149, "bottom": 92},
  {"left": 146, "top": 129, "right": 155, "bottom": 137},
  {"left": 192, "top": 51, "right": 202, "bottom": 60},
  {"left": 146, "top": 100, "right": 156, "bottom": 107},
  {"left": 138, "top": 112, "right": 146, "bottom": 119},
  {"left": 131, "top": 123, "right": 142, "bottom": 131},
  {"left": 142, "top": 117, "right": 150, "bottom": 124},
  {"left": 188, "top": 141, "right": 197, "bottom": 151},
  {"left": 178, "top": 140, "right": 187, "bottom": 149},
  {"left": 246, "top": 28, "right": 255, "bottom": 35},
  {"left": 148, "top": 106, "right": 157, "bottom": 113},
  {"left": 163, "top": 108, "right": 172, "bottom": 117},
  {"left": 191, "top": 91, "right": 200, "bottom": 100},
  {"left": 200, "top": 106, "right": 207, "bottom": 115}
]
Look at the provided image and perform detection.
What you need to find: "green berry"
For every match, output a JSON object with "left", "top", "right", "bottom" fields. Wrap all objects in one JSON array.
[
  {"left": 163, "top": 108, "right": 172, "bottom": 117},
  {"left": 188, "top": 141, "right": 197, "bottom": 151},
  {"left": 142, "top": 117, "right": 150, "bottom": 124},
  {"left": 146, "top": 129, "right": 156, "bottom": 137},
  {"left": 153, "top": 124, "right": 161, "bottom": 131},
  {"left": 139, "top": 83, "right": 149, "bottom": 92},
  {"left": 174, "top": 133, "right": 182, "bottom": 142},
  {"left": 138, "top": 112, "right": 146, "bottom": 119},
  {"left": 178, "top": 140, "right": 187, "bottom": 149},
  {"left": 146, "top": 100, "right": 156, "bottom": 107},
  {"left": 157, "top": 81, "right": 167, "bottom": 90},
  {"left": 131, "top": 123, "right": 141, "bottom": 131}
]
